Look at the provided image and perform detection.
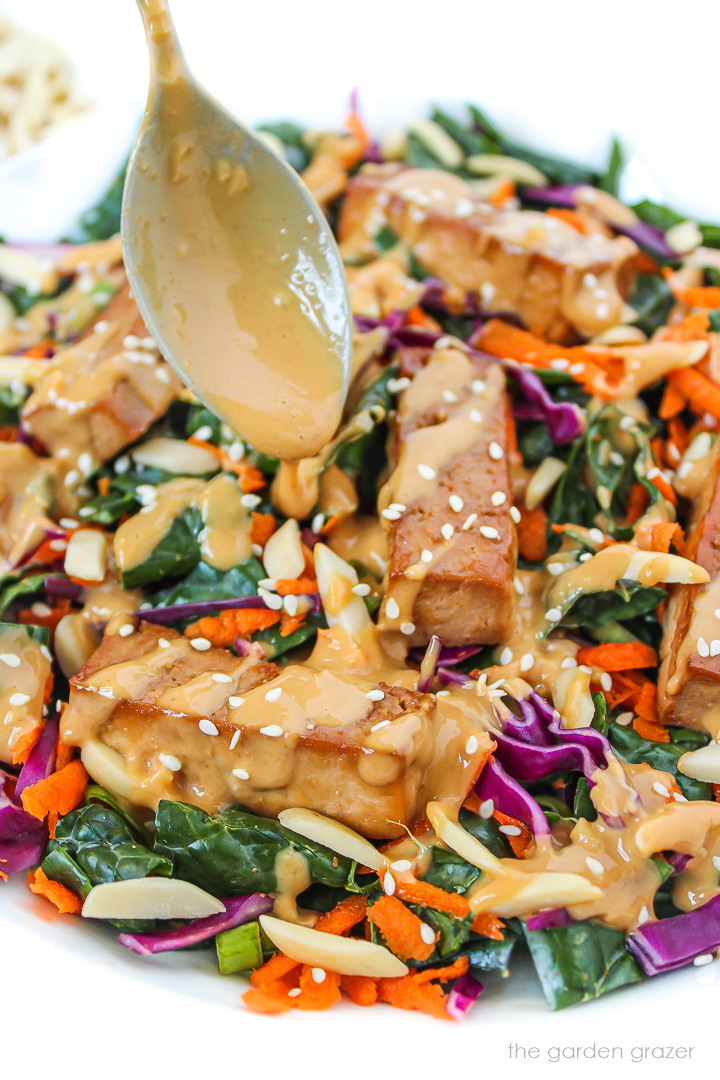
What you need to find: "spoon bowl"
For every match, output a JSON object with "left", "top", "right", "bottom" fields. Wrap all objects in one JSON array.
[{"left": 122, "top": 0, "right": 352, "bottom": 460}]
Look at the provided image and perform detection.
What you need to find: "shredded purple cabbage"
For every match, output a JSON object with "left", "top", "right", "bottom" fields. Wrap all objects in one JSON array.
[
  {"left": 0, "top": 830, "right": 47, "bottom": 875},
  {"left": 409, "top": 643, "right": 483, "bottom": 668},
  {"left": 627, "top": 894, "right": 720, "bottom": 976},
  {"left": 139, "top": 593, "right": 321, "bottom": 626},
  {"left": 522, "top": 184, "right": 580, "bottom": 208},
  {"left": 118, "top": 893, "right": 273, "bottom": 956},
  {"left": 475, "top": 756, "right": 550, "bottom": 837},
  {"left": 525, "top": 908, "right": 575, "bottom": 931},
  {"left": 614, "top": 221, "right": 678, "bottom": 260},
  {"left": 45, "top": 576, "right": 83, "bottom": 602},
  {"left": 506, "top": 364, "right": 586, "bottom": 444},
  {"left": 15, "top": 715, "right": 58, "bottom": 799},
  {"left": 445, "top": 972, "right": 484, "bottom": 1021}
]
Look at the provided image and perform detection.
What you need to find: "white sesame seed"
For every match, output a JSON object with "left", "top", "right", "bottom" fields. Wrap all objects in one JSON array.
[
  {"left": 118, "top": 624, "right": 135, "bottom": 638},
  {"left": 371, "top": 719, "right": 391, "bottom": 732},
  {"left": 260, "top": 724, "right": 284, "bottom": 737},
  {"left": 441, "top": 523, "right": 454, "bottom": 540},
  {"left": 190, "top": 638, "right": 211, "bottom": 651},
  {"left": 579, "top": 665, "right": 593, "bottom": 675},
  {"left": 212, "top": 672, "right": 233, "bottom": 684},
  {"left": 652, "top": 781, "right": 670, "bottom": 798},
  {"left": 352, "top": 583, "right": 371, "bottom": 596},
  {"left": 159, "top": 753, "right": 181, "bottom": 772},
  {"left": 311, "top": 512, "right": 325, "bottom": 533},
  {"left": 381, "top": 508, "right": 401, "bottom": 521},
  {"left": 637, "top": 905, "right": 650, "bottom": 925},
  {"left": 417, "top": 463, "right": 437, "bottom": 480},
  {"left": 436, "top": 690, "right": 450, "bottom": 698},
  {"left": 199, "top": 719, "right": 219, "bottom": 736},
  {"left": 698, "top": 637, "right": 710, "bottom": 658},
  {"left": 226, "top": 441, "right": 245, "bottom": 462},
  {"left": 420, "top": 923, "right": 436, "bottom": 945},
  {"left": 0, "top": 653, "right": 20, "bottom": 668},
  {"left": 264, "top": 687, "right": 283, "bottom": 703},
  {"left": 469, "top": 409, "right": 482, "bottom": 424},
  {"left": 49, "top": 539, "right": 67, "bottom": 551},
  {"left": 387, "top": 377, "right": 411, "bottom": 393},
  {"left": 193, "top": 424, "right": 213, "bottom": 442},
  {"left": 479, "top": 525, "right": 500, "bottom": 539},
  {"left": 498, "top": 647, "right": 514, "bottom": 665},
  {"left": 240, "top": 494, "right": 261, "bottom": 509},
  {"left": 31, "top": 602, "right": 51, "bottom": 617},
  {"left": 59, "top": 517, "right": 79, "bottom": 530},
  {"left": 389, "top": 503, "right": 407, "bottom": 513},
  {"left": 596, "top": 302, "right": 610, "bottom": 320},
  {"left": 550, "top": 358, "right": 569, "bottom": 371},
  {"left": 288, "top": 987, "right": 302, "bottom": 998},
  {"left": 385, "top": 598, "right": 400, "bottom": 620},
  {"left": 491, "top": 491, "right": 506, "bottom": 506},
  {"left": 499, "top": 824, "right": 522, "bottom": 837},
  {"left": 391, "top": 860, "right": 412, "bottom": 872},
  {"left": 158, "top": 637, "right": 170, "bottom": 649},
  {"left": 9, "top": 693, "right": 29, "bottom": 706},
  {"left": 560, "top": 657, "right": 578, "bottom": 669},
  {"left": 674, "top": 791, "right": 687, "bottom": 802},
  {"left": 589, "top": 528, "right": 605, "bottom": 544},
  {"left": 465, "top": 735, "right": 479, "bottom": 754},
  {"left": 520, "top": 653, "right": 534, "bottom": 672},
  {"left": 600, "top": 673, "right": 612, "bottom": 692},
  {"left": 420, "top": 549, "right": 433, "bottom": 564},
  {"left": 616, "top": 711, "right": 634, "bottom": 726},
  {"left": 259, "top": 589, "right": 283, "bottom": 611},
  {"left": 229, "top": 729, "right": 241, "bottom": 750},
  {"left": 545, "top": 607, "right": 562, "bottom": 623},
  {"left": 366, "top": 689, "right": 385, "bottom": 702},
  {"left": 578, "top": 552, "right": 592, "bottom": 562},
  {"left": 449, "top": 494, "right": 464, "bottom": 513},
  {"left": 251, "top": 544, "right": 263, "bottom": 557},
  {"left": 232, "top": 768, "right": 250, "bottom": 780},
  {"left": 711, "top": 640, "right": 720, "bottom": 657},
  {"left": 585, "top": 856, "right": 604, "bottom": 876},
  {"left": 479, "top": 799, "right": 494, "bottom": 819},
  {"left": 597, "top": 485, "right": 612, "bottom": 509},
  {"left": 513, "top": 575, "right": 524, "bottom": 595},
  {"left": 568, "top": 363, "right": 585, "bottom": 376},
  {"left": 462, "top": 513, "right": 478, "bottom": 530},
  {"left": 228, "top": 696, "right": 244, "bottom": 709},
  {"left": 400, "top": 622, "right": 416, "bottom": 635},
  {"left": 383, "top": 871, "right": 396, "bottom": 896},
  {"left": 694, "top": 954, "right": 714, "bottom": 967},
  {"left": 488, "top": 441, "right": 503, "bottom": 460},
  {"left": 471, "top": 379, "right": 486, "bottom": 394},
  {"left": 311, "top": 967, "right": 326, "bottom": 984},
  {"left": 509, "top": 506, "right": 521, "bottom": 524},
  {"left": 443, "top": 389, "right": 458, "bottom": 403},
  {"left": 712, "top": 856, "right": 720, "bottom": 872}
]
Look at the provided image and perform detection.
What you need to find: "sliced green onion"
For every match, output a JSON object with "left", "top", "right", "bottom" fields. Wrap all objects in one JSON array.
[{"left": 216, "top": 920, "right": 263, "bottom": 975}]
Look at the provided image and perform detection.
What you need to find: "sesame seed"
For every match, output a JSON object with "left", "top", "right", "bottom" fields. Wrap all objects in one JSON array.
[
  {"left": 232, "top": 768, "right": 250, "bottom": 780},
  {"left": 674, "top": 791, "right": 687, "bottom": 802},
  {"left": 513, "top": 576, "right": 524, "bottom": 595},
  {"left": 389, "top": 503, "right": 407, "bottom": 513},
  {"left": 385, "top": 598, "right": 400, "bottom": 620},
  {"left": 118, "top": 624, "right": 135, "bottom": 637},
  {"left": 311, "top": 512, "right": 325, "bottom": 533},
  {"left": 441, "top": 523, "right": 454, "bottom": 540},
  {"left": 387, "top": 377, "right": 411, "bottom": 393},
  {"left": 264, "top": 687, "right": 283, "bottom": 703},
  {"left": 547, "top": 562, "right": 564, "bottom": 576},
  {"left": 600, "top": 673, "right": 612, "bottom": 692},
  {"left": 488, "top": 442, "right": 503, "bottom": 460},
  {"left": 381, "top": 508, "right": 401, "bottom": 521},
  {"left": 400, "top": 622, "right": 416, "bottom": 635},
  {"left": 465, "top": 735, "right": 479, "bottom": 754},
  {"left": 436, "top": 689, "right": 450, "bottom": 697},
  {"left": 199, "top": 719, "right": 219, "bottom": 736},
  {"left": 589, "top": 528, "right": 604, "bottom": 544},
  {"left": 545, "top": 607, "right": 562, "bottom": 623},
  {"left": 49, "top": 539, "right": 67, "bottom": 551},
  {"left": 229, "top": 729, "right": 241, "bottom": 750},
  {"left": 420, "top": 549, "right": 433, "bottom": 564},
  {"left": 596, "top": 302, "right": 610, "bottom": 319},
  {"left": 371, "top": 719, "right": 391, "bottom": 732},
  {"left": 578, "top": 552, "right": 592, "bottom": 562},
  {"left": 509, "top": 506, "right": 521, "bottom": 524},
  {"left": 480, "top": 525, "right": 500, "bottom": 539},
  {"left": 694, "top": 954, "right": 714, "bottom": 967},
  {"left": 585, "top": 856, "right": 604, "bottom": 876},
  {"left": 491, "top": 491, "right": 506, "bottom": 506},
  {"left": 462, "top": 513, "right": 478, "bottom": 530},
  {"left": 190, "top": 638, "right": 211, "bottom": 651},
  {"left": 443, "top": 389, "right": 458, "bottom": 403},
  {"left": 228, "top": 695, "right": 244, "bottom": 709},
  {"left": 560, "top": 657, "right": 578, "bottom": 669},
  {"left": 616, "top": 711, "right": 634, "bottom": 726},
  {"left": 212, "top": 672, "right": 233, "bottom": 684},
  {"left": 497, "top": 648, "right": 513, "bottom": 666},
  {"left": 159, "top": 753, "right": 181, "bottom": 771},
  {"left": 32, "top": 602, "right": 51, "bottom": 617},
  {"left": 226, "top": 441, "right": 245, "bottom": 462},
  {"left": 469, "top": 409, "right": 482, "bottom": 424},
  {"left": 391, "top": 859, "right": 412, "bottom": 872},
  {"left": 288, "top": 988, "right": 302, "bottom": 998},
  {"left": 311, "top": 968, "right": 326, "bottom": 984},
  {"left": 383, "top": 871, "right": 396, "bottom": 896},
  {"left": 59, "top": 517, "right": 79, "bottom": 529},
  {"left": 260, "top": 724, "right": 283, "bottom": 737},
  {"left": 240, "top": 494, "right": 261, "bottom": 509},
  {"left": 259, "top": 589, "right": 283, "bottom": 610},
  {"left": 0, "top": 653, "right": 20, "bottom": 667},
  {"left": 499, "top": 824, "right": 522, "bottom": 837},
  {"left": 9, "top": 693, "right": 29, "bottom": 706},
  {"left": 711, "top": 640, "right": 720, "bottom": 657},
  {"left": 479, "top": 799, "right": 494, "bottom": 819},
  {"left": 550, "top": 358, "right": 569, "bottom": 371},
  {"left": 366, "top": 689, "right": 385, "bottom": 702},
  {"left": 619, "top": 415, "right": 634, "bottom": 430},
  {"left": 193, "top": 424, "right": 213, "bottom": 442},
  {"left": 420, "top": 923, "right": 436, "bottom": 945},
  {"left": 283, "top": 595, "right": 298, "bottom": 616},
  {"left": 568, "top": 363, "right": 585, "bottom": 376},
  {"left": 698, "top": 637, "right": 710, "bottom": 658},
  {"left": 471, "top": 379, "right": 486, "bottom": 394},
  {"left": 449, "top": 494, "right": 464, "bottom": 513},
  {"left": 652, "top": 781, "right": 670, "bottom": 798},
  {"left": 520, "top": 653, "right": 534, "bottom": 672},
  {"left": 597, "top": 485, "right": 612, "bottom": 509},
  {"left": 712, "top": 856, "right": 720, "bottom": 872},
  {"left": 609, "top": 451, "right": 624, "bottom": 466},
  {"left": 158, "top": 637, "right": 170, "bottom": 649},
  {"left": 637, "top": 905, "right": 650, "bottom": 925},
  {"left": 417, "top": 463, "right": 437, "bottom": 480}
]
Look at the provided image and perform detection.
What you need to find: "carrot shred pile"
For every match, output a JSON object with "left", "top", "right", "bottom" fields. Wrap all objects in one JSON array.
[
  {"left": 492, "top": 810, "right": 533, "bottom": 858},
  {"left": 575, "top": 641, "right": 658, "bottom": 672},
  {"left": 184, "top": 607, "right": 280, "bottom": 646},
  {"left": 516, "top": 504, "right": 549, "bottom": 562},
  {"left": 367, "top": 895, "right": 436, "bottom": 961},
  {"left": 250, "top": 512, "right": 276, "bottom": 548},
  {"left": 667, "top": 367, "right": 720, "bottom": 420},
  {"left": 27, "top": 868, "right": 82, "bottom": 914},
  {"left": 20, "top": 760, "right": 88, "bottom": 821},
  {"left": 471, "top": 912, "right": 505, "bottom": 939},
  {"left": 395, "top": 878, "right": 471, "bottom": 919}
]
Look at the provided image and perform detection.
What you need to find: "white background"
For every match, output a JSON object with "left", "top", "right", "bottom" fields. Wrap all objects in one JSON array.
[{"left": 1, "top": 1, "right": 719, "bottom": 1077}]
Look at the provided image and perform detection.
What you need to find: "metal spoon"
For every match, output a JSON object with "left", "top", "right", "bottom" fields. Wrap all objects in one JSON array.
[{"left": 122, "top": 0, "right": 352, "bottom": 460}]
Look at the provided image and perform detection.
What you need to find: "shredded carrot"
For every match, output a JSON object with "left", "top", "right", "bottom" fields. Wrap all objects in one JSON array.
[
  {"left": 29, "top": 538, "right": 67, "bottom": 566},
  {"left": 488, "top": 178, "right": 516, "bottom": 209},
  {"left": 659, "top": 380, "right": 687, "bottom": 420},
  {"left": 516, "top": 503, "right": 548, "bottom": 562},
  {"left": 279, "top": 612, "right": 306, "bottom": 638},
  {"left": 188, "top": 437, "right": 267, "bottom": 493},
  {"left": 27, "top": 867, "right": 82, "bottom": 914},
  {"left": 644, "top": 521, "right": 685, "bottom": 554},
  {"left": 54, "top": 737, "right": 75, "bottom": 771},
  {"left": 478, "top": 318, "right": 614, "bottom": 397},
  {"left": 625, "top": 482, "right": 649, "bottom": 525},
  {"left": 250, "top": 512, "right": 276, "bottom": 549},
  {"left": 668, "top": 367, "right": 720, "bottom": 420},
  {"left": 184, "top": 607, "right": 280, "bottom": 646},
  {"left": 20, "top": 760, "right": 88, "bottom": 821},
  {"left": 395, "top": 878, "right": 470, "bottom": 919},
  {"left": 18, "top": 598, "right": 70, "bottom": 631},
  {"left": 547, "top": 208, "right": 591, "bottom": 234},
  {"left": 242, "top": 986, "right": 293, "bottom": 1014},
  {"left": 404, "top": 305, "right": 442, "bottom": 332},
  {"left": 634, "top": 715, "right": 671, "bottom": 743},
  {"left": 634, "top": 681, "right": 661, "bottom": 726},
  {"left": 471, "top": 911, "right": 505, "bottom": 939},
  {"left": 314, "top": 894, "right": 369, "bottom": 935},
  {"left": 603, "top": 670, "right": 646, "bottom": 710},
  {"left": 713, "top": 783, "right": 720, "bottom": 804},
  {"left": 0, "top": 425, "right": 18, "bottom": 442},
  {"left": 11, "top": 725, "right": 41, "bottom": 766},
  {"left": 376, "top": 974, "right": 450, "bottom": 1020},
  {"left": 412, "top": 956, "right": 470, "bottom": 985},
  {"left": 649, "top": 470, "right": 677, "bottom": 507},
  {"left": 293, "top": 965, "right": 343, "bottom": 1011},
  {"left": 97, "top": 476, "right": 110, "bottom": 496},
  {"left": 275, "top": 578, "right": 318, "bottom": 596},
  {"left": 22, "top": 340, "right": 54, "bottom": 359},
  {"left": 576, "top": 641, "right": 657, "bottom": 672},
  {"left": 676, "top": 285, "right": 720, "bottom": 310},
  {"left": 492, "top": 810, "right": 532, "bottom": 858},
  {"left": 659, "top": 309, "right": 711, "bottom": 343},
  {"left": 368, "top": 895, "right": 436, "bottom": 962},
  {"left": 341, "top": 974, "right": 378, "bottom": 1007},
  {"left": 250, "top": 951, "right": 300, "bottom": 990}
]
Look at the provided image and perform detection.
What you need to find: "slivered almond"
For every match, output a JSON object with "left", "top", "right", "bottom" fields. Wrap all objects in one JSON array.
[
  {"left": 314, "top": 543, "right": 380, "bottom": 657},
  {"left": 552, "top": 667, "right": 594, "bottom": 730},
  {"left": 262, "top": 518, "right": 304, "bottom": 581},
  {"left": 469, "top": 871, "right": 602, "bottom": 917},
  {"left": 278, "top": 807, "right": 387, "bottom": 871},
  {"left": 574, "top": 186, "right": 638, "bottom": 228},
  {"left": 80, "top": 739, "right": 135, "bottom": 800},
  {"left": 524, "top": 457, "right": 565, "bottom": 511},
  {"left": 407, "top": 118, "right": 464, "bottom": 168},
  {"left": 82, "top": 878, "right": 225, "bottom": 920},
  {"left": 132, "top": 437, "right": 219, "bottom": 475},
  {"left": 426, "top": 800, "right": 504, "bottom": 874},
  {"left": 0, "top": 245, "right": 59, "bottom": 294},
  {"left": 64, "top": 529, "right": 107, "bottom": 582},
  {"left": 624, "top": 548, "right": 709, "bottom": 586},
  {"left": 465, "top": 154, "right": 547, "bottom": 187},
  {"left": 665, "top": 220, "right": 702, "bottom": 255},
  {"left": 678, "top": 743, "right": 720, "bottom": 784},
  {"left": 54, "top": 613, "right": 100, "bottom": 678},
  {"left": 259, "top": 914, "right": 408, "bottom": 977}
]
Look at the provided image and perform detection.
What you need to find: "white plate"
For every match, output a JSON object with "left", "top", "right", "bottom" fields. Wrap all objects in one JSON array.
[{"left": 2, "top": 0, "right": 719, "bottom": 1074}]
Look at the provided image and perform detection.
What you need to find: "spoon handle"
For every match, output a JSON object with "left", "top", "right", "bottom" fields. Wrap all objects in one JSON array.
[{"left": 134, "top": 0, "right": 187, "bottom": 85}]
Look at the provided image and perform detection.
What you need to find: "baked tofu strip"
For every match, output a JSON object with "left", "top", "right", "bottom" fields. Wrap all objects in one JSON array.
[
  {"left": 659, "top": 442, "right": 720, "bottom": 734},
  {"left": 61, "top": 621, "right": 493, "bottom": 838},
  {"left": 378, "top": 347, "right": 516, "bottom": 649},
  {"left": 21, "top": 280, "right": 182, "bottom": 476}
]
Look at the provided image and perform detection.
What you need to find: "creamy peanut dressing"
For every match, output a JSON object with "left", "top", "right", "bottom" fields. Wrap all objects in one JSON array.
[
  {"left": 0, "top": 624, "right": 51, "bottom": 765},
  {"left": 126, "top": 0, "right": 349, "bottom": 461},
  {"left": 0, "top": 444, "right": 59, "bottom": 572},
  {"left": 328, "top": 514, "right": 388, "bottom": 579},
  {"left": 114, "top": 472, "right": 251, "bottom": 573}
]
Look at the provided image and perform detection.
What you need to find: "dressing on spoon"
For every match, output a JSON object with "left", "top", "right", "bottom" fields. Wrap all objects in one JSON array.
[{"left": 122, "top": 0, "right": 352, "bottom": 460}]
